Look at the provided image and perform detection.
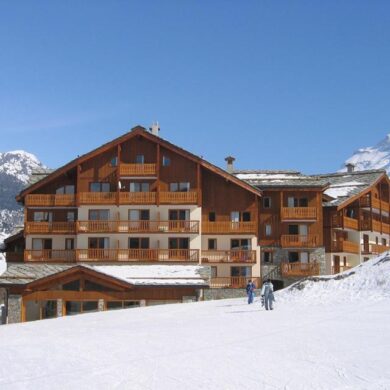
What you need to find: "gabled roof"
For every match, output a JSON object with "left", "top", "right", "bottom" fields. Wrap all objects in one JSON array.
[
  {"left": 318, "top": 169, "right": 389, "bottom": 209},
  {"left": 17, "top": 126, "right": 261, "bottom": 201},
  {"left": 0, "top": 263, "right": 210, "bottom": 288}
]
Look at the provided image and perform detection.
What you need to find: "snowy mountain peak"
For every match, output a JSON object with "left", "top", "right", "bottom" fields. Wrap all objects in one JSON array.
[{"left": 341, "top": 133, "right": 390, "bottom": 173}]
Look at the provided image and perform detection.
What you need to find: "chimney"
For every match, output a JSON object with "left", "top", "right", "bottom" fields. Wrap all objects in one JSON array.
[
  {"left": 346, "top": 163, "right": 355, "bottom": 173},
  {"left": 225, "top": 156, "right": 235, "bottom": 174},
  {"left": 149, "top": 122, "right": 160, "bottom": 137}
]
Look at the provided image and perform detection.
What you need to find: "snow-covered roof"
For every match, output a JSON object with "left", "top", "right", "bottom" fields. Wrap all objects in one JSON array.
[{"left": 0, "top": 263, "right": 210, "bottom": 287}]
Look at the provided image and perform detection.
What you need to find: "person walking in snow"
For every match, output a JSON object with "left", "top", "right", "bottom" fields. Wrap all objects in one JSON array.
[
  {"left": 261, "top": 279, "right": 275, "bottom": 310},
  {"left": 246, "top": 280, "right": 255, "bottom": 304}
]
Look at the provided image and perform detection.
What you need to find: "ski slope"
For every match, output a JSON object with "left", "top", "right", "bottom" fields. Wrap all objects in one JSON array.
[{"left": 0, "top": 254, "right": 390, "bottom": 389}]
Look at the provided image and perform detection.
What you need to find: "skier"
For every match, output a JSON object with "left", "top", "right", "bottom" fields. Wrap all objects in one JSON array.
[
  {"left": 261, "top": 279, "right": 275, "bottom": 310},
  {"left": 246, "top": 280, "right": 255, "bottom": 304}
]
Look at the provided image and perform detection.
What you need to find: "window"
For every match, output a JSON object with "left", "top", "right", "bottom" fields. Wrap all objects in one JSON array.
[
  {"left": 135, "top": 154, "right": 145, "bottom": 164},
  {"left": 88, "top": 237, "right": 109, "bottom": 249},
  {"left": 231, "top": 211, "right": 240, "bottom": 222},
  {"left": 169, "top": 209, "right": 190, "bottom": 220},
  {"left": 89, "top": 209, "right": 110, "bottom": 220},
  {"left": 300, "top": 252, "right": 309, "bottom": 263},
  {"left": 67, "top": 211, "right": 75, "bottom": 222},
  {"left": 65, "top": 238, "right": 74, "bottom": 250},
  {"left": 382, "top": 238, "right": 387, "bottom": 246},
  {"left": 168, "top": 238, "right": 189, "bottom": 249},
  {"left": 299, "top": 198, "right": 308, "bottom": 207},
  {"left": 129, "top": 237, "right": 149, "bottom": 249},
  {"left": 208, "top": 212, "right": 216, "bottom": 222},
  {"left": 208, "top": 239, "right": 217, "bottom": 250},
  {"left": 242, "top": 212, "right": 251, "bottom": 222},
  {"left": 231, "top": 211, "right": 250, "bottom": 222},
  {"left": 162, "top": 156, "right": 170, "bottom": 166},
  {"left": 90, "top": 182, "right": 110, "bottom": 192},
  {"left": 230, "top": 266, "right": 251, "bottom": 277},
  {"left": 288, "top": 225, "right": 299, "bottom": 235},
  {"left": 129, "top": 182, "right": 150, "bottom": 192},
  {"left": 231, "top": 239, "right": 251, "bottom": 250},
  {"left": 32, "top": 238, "right": 52, "bottom": 250},
  {"left": 288, "top": 197, "right": 298, "bottom": 207},
  {"left": 33, "top": 212, "right": 52, "bottom": 222},
  {"left": 263, "top": 251, "right": 273, "bottom": 263},
  {"left": 56, "top": 185, "right": 75, "bottom": 194},
  {"left": 288, "top": 252, "right": 299, "bottom": 263},
  {"left": 106, "top": 301, "right": 140, "bottom": 310},
  {"left": 63, "top": 280, "right": 80, "bottom": 291},
  {"left": 265, "top": 224, "right": 272, "bottom": 236},
  {"left": 211, "top": 266, "right": 217, "bottom": 278},
  {"left": 110, "top": 156, "right": 118, "bottom": 167},
  {"left": 263, "top": 197, "right": 271, "bottom": 208},
  {"left": 169, "top": 182, "right": 190, "bottom": 192},
  {"left": 128, "top": 209, "right": 150, "bottom": 221}
]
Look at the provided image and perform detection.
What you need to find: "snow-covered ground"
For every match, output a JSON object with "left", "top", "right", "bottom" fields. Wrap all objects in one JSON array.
[{"left": 0, "top": 255, "right": 390, "bottom": 389}]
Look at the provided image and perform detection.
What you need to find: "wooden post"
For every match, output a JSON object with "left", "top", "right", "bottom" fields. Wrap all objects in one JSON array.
[
  {"left": 76, "top": 164, "right": 81, "bottom": 207},
  {"left": 197, "top": 163, "right": 202, "bottom": 207},
  {"left": 379, "top": 181, "right": 383, "bottom": 234},
  {"left": 156, "top": 144, "right": 160, "bottom": 206},
  {"left": 370, "top": 191, "right": 373, "bottom": 232},
  {"left": 117, "top": 144, "right": 121, "bottom": 207}
]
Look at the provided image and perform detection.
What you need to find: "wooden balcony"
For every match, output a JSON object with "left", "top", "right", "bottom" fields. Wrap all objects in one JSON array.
[
  {"left": 332, "top": 215, "right": 359, "bottom": 230},
  {"left": 79, "top": 192, "right": 117, "bottom": 205},
  {"left": 331, "top": 240, "right": 360, "bottom": 254},
  {"left": 77, "top": 220, "right": 199, "bottom": 234},
  {"left": 280, "top": 262, "right": 319, "bottom": 277},
  {"left": 280, "top": 235, "right": 319, "bottom": 248},
  {"left": 159, "top": 191, "right": 198, "bottom": 204},
  {"left": 360, "top": 219, "right": 390, "bottom": 234},
  {"left": 360, "top": 196, "right": 389, "bottom": 211},
  {"left": 201, "top": 250, "right": 256, "bottom": 263},
  {"left": 77, "top": 249, "right": 199, "bottom": 262},
  {"left": 281, "top": 207, "right": 317, "bottom": 220},
  {"left": 202, "top": 221, "right": 257, "bottom": 234},
  {"left": 119, "top": 192, "right": 157, "bottom": 204},
  {"left": 25, "top": 194, "right": 76, "bottom": 207},
  {"left": 119, "top": 163, "right": 156, "bottom": 176},
  {"left": 370, "top": 244, "right": 390, "bottom": 254},
  {"left": 25, "top": 222, "right": 76, "bottom": 234},
  {"left": 210, "top": 277, "right": 261, "bottom": 289},
  {"left": 24, "top": 250, "right": 76, "bottom": 262}
]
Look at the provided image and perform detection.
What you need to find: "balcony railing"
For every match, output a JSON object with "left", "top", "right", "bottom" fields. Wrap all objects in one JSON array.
[
  {"left": 281, "top": 207, "right": 317, "bottom": 220},
  {"left": 159, "top": 191, "right": 198, "bottom": 204},
  {"left": 25, "top": 194, "right": 76, "bottom": 207},
  {"left": 332, "top": 215, "right": 359, "bottom": 230},
  {"left": 280, "top": 235, "right": 318, "bottom": 248},
  {"left": 24, "top": 250, "right": 77, "bottom": 262},
  {"left": 360, "top": 196, "right": 389, "bottom": 211},
  {"left": 210, "top": 277, "right": 261, "bottom": 289},
  {"left": 360, "top": 219, "right": 390, "bottom": 234},
  {"left": 119, "top": 192, "right": 157, "bottom": 204},
  {"left": 77, "top": 220, "right": 199, "bottom": 234},
  {"left": 79, "top": 192, "right": 117, "bottom": 205},
  {"left": 280, "top": 261, "right": 320, "bottom": 277},
  {"left": 370, "top": 244, "right": 390, "bottom": 255},
  {"left": 331, "top": 240, "right": 360, "bottom": 254},
  {"left": 201, "top": 250, "right": 256, "bottom": 263},
  {"left": 25, "top": 222, "right": 76, "bottom": 234},
  {"left": 119, "top": 163, "right": 157, "bottom": 176},
  {"left": 331, "top": 265, "right": 352, "bottom": 274},
  {"left": 202, "top": 221, "right": 257, "bottom": 234}
]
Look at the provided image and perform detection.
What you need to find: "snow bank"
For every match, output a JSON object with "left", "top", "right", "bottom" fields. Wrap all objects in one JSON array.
[{"left": 278, "top": 252, "right": 390, "bottom": 304}]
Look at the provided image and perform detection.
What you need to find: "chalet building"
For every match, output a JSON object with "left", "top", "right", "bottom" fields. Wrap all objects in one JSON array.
[
  {"left": 1, "top": 125, "right": 262, "bottom": 323},
  {"left": 320, "top": 169, "right": 390, "bottom": 273},
  {"left": 234, "top": 170, "right": 327, "bottom": 286}
]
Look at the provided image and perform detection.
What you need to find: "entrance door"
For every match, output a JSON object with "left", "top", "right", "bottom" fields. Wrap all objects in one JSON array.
[{"left": 333, "top": 255, "right": 340, "bottom": 274}]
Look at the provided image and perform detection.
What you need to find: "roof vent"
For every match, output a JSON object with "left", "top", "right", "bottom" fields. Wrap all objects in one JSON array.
[
  {"left": 225, "top": 156, "right": 236, "bottom": 174},
  {"left": 346, "top": 163, "right": 355, "bottom": 173},
  {"left": 149, "top": 122, "right": 160, "bottom": 137}
]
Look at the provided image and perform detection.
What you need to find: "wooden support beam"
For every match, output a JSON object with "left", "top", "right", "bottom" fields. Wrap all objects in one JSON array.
[{"left": 156, "top": 144, "right": 160, "bottom": 206}]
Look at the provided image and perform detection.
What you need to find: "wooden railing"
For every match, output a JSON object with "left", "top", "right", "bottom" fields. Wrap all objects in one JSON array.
[
  {"left": 201, "top": 250, "right": 256, "bottom": 263},
  {"left": 119, "top": 163, "right": 156, "bottom": 176},
  {"left": 202, "top": 221, "right": 257, "bottom": 234},
  {"left": 77, "top": 220, "right": 200, "bottom": 234},
  {"left": 24, "top": 250, "right": 76, "bottom": 262},
  {"left": 159, "top": 191, "right": 198, "bottom": 204},
  {"left": 332, "top": 215, "right": 359, "bottom": 230},
  {"left": 281, "top": 207, "right": 317, "bottom": 220},
  {"left": 119, "top": 192, "right": 157, "bottom": 204},
  {"left": 331, "top": 240, "right": 359, "bottom": 254},
  {"left": 79, "top": 192, "right": 117, "bottom": 205},
  {"left": 280, "top": 262, "right": 319, "bottom": 277},
  {"left": 25, "top": 194, "right": 76, "bottom": 207},
  {"left": 360, "top": 196, "right": 390, "bottom": 211},
  {"left": 331, "top": 265, "right": 352, "bottom": 274},
  {"left": 361, "top": 219, "right": 390, "bottom": 234},
  {"left": 371, "top": 244, "right": 390, "bottom": 254},
  {"left": 25, "top": 222, "right": 76, "bottom": 234},
  {"left": 5, "top": 252, "right": 24, "bottom": 262},
  {"left": 281, "top": 235, "right": 318, "bottom": 248},
  {"left": 210, "top": 277, "right": 261, "bottom": 289}
]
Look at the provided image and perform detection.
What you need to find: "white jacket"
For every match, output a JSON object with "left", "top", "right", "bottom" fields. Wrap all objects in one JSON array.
[{"left": 261, "top": 282, "right": 274, "bottom": 296}]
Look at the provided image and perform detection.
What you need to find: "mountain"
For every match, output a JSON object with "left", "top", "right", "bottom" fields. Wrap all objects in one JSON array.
[
  {"left": 342, "top": 134, "right": 390, "bottom": 173},
  {"left": 0, "top": 151, "right": 46, "bottom": 240}
]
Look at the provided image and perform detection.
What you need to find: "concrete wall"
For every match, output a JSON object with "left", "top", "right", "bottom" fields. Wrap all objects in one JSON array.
[{"left": 7, "top": 294, "right": 21, "bottom": 324}]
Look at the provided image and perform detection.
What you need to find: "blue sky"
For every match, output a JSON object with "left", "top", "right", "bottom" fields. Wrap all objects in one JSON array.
[{"left": 1, "top": 1, "right": 390, "bottom": 173}]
